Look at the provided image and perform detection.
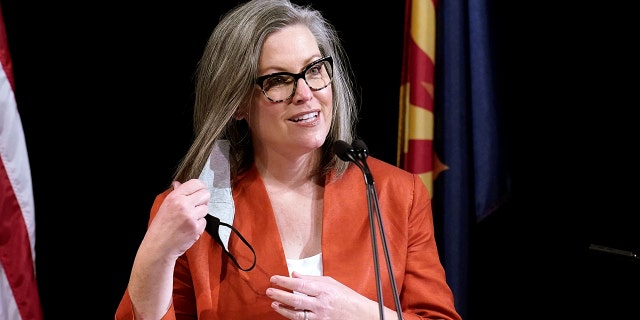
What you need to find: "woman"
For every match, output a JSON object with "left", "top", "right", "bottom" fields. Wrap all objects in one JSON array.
[{"left": 115, "top": 0, "right": 461, "bottom": 319}]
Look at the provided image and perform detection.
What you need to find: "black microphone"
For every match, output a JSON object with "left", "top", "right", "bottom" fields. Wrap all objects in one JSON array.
[
  {"left": 351, "top": 139, "right": 369, "bottom": 161},
  {"left": 333, "top": 139, "right": 358, "bottom": 163},
  {"left": 334, "top": 139, "right": 374, "bottom": 185},
  {"left": 332, "top": 140, "right": 403, "bottom": 320}
]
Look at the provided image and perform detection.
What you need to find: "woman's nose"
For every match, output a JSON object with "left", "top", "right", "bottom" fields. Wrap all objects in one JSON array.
[{"left": 292, "top": 78, "right": 313, "bottom": 102}]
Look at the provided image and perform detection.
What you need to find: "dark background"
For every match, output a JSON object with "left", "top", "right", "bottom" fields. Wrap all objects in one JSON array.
[{"left": 2, "top": 0, "right": 638, "bottom": 319}]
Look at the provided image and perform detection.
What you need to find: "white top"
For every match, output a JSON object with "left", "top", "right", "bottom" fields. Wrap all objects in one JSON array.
[
  {"left": 286, "top": 253, "right": 323, "bottom": 277},
  {"left": 286, "top": 253, "right": 323, "bottom": 297}
]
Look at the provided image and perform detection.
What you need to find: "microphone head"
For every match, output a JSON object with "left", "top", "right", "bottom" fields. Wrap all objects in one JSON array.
[
  {"left": 352, "top": 139, "right": 369, "bottom": 159},
  {"left": 332, "top": 140, "right": 356, "bottom": 162},
  {"left": 352, "top": 139, "right": 368, "bottom": 151}
]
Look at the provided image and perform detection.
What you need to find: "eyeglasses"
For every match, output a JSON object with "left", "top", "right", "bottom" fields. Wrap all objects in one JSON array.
[{"left": 255, "top": 56, "right": 333, "bottom": 102}]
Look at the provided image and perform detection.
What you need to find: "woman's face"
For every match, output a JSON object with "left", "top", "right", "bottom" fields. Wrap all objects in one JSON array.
[{"left": 246, "top": 24, "right": 333, "bottom": 157}]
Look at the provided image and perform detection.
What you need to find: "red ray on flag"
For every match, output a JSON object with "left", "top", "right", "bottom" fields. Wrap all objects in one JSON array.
[{"left": 397, "top": 0, "right": 446, "bottom": 198}]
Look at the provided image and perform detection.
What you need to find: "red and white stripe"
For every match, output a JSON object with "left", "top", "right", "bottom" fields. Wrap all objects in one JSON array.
[{"left": 0, "top": 4, "right": 43, "bottom": 319}]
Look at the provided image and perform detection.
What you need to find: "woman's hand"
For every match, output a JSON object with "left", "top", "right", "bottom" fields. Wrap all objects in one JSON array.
[
  {"left": 266, "top": 271, "right": 394, "bottom": 320},
  {"left": 142, "top": 179, "right": 211, "bottom": 260}
]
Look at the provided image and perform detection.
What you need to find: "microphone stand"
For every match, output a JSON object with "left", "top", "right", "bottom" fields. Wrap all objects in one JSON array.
[{"left": 334, "top": 140, "right": 403, "bottom": 320}]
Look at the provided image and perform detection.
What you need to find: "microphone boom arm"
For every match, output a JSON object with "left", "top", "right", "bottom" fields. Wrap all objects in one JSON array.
[{"left": 334, "top": 139, "right": 404, "bottom": 320}]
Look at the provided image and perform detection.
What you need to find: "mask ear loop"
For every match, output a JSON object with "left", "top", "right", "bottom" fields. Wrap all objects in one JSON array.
[{"left": 204, "top": 214, "right": 256, "bottom": 271}]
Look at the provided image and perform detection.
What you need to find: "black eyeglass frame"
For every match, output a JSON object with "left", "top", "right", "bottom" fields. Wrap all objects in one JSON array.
[{"left": 255, "top": 56, "right": 333, "bottom": 103}]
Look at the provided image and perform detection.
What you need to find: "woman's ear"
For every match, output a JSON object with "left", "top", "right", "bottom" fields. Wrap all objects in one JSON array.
[{"left": 234, "top": 109, "right": 245, "bottom": 120}]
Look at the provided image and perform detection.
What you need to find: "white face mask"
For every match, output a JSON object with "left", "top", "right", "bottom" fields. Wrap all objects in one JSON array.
[{"left": 200, "top": 139, "right": 255, "bottom": 271}]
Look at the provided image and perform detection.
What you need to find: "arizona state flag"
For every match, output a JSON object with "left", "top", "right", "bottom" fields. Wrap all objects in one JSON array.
[
  {"left": 398, "top": 0, "right": 511, "bottom": 317},
  {"left": 397, "top": 0, "right": 441, "bottom": 198}
]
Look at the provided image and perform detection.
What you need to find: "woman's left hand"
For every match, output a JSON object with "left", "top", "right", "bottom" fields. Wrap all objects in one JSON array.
[{"left": 266, "top": 271, "right": 388, "bottom": 320}]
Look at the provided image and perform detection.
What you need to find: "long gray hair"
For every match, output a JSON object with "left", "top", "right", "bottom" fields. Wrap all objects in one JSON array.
[{"left": 173, "top": 0, "right": 359, "bottom": 185}]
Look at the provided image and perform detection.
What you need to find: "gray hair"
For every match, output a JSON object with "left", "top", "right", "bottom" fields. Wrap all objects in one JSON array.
[{"left": 173, "top": 0, "right": 359, "bottom": 184}]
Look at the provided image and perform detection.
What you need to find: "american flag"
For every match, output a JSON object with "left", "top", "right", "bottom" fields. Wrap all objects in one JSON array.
[{"left": 0, "top": 3, "right": 43, "bottom": 319}]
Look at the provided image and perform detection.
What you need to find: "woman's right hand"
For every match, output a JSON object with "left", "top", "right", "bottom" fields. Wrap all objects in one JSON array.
[{"left": 142, "top": 179, "right": 211, "bottom": 260}]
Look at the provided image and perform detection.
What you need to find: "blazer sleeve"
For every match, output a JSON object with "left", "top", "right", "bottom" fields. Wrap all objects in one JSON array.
[
  {"left": 114, "top": 190, "right": 183, "bottom": 320},
  {"left": 400, "top": 174, "right": 461, "bottom": 320}
]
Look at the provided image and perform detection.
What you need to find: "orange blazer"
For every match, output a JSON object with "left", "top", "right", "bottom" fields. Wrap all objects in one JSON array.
[{"left": 115, "top": 157, "right": 461, "bottom": 320}]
